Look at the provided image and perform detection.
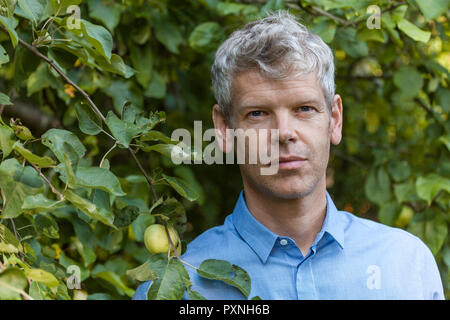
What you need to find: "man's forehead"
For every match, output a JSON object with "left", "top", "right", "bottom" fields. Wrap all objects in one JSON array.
[{"left": 231, "top": 70, "right": 324, "bottom": 106}]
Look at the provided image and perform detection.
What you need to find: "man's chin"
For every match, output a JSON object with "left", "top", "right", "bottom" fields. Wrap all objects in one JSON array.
[{"left": 256, "top": 183, "right": 315, "bottom": 200}]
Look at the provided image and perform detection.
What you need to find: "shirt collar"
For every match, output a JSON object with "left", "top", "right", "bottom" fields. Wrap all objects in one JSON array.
[{"left": 232, "top": 189, "right": 345, "bottom": 264}]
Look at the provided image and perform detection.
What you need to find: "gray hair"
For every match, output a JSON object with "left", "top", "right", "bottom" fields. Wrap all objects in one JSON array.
[{"left": 211, "top": 10, "right": 336, "bottom": 120}]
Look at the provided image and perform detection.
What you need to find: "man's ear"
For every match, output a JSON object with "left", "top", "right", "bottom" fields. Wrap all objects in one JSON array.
[
  {"left": 330, "top": 94, "right": 343, "bottom": 146},
  {"left": 212, "top": 104, "right": 233, "bottom": 153}
]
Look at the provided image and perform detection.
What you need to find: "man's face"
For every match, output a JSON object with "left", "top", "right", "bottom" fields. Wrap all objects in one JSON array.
[{"left": 213, "top": 70, "right": 343, "bottom": 200}]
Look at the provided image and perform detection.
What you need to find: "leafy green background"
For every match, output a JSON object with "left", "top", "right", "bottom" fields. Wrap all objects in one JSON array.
[{"left": 0, "top": 0, "right": 449, "bottom": 299}]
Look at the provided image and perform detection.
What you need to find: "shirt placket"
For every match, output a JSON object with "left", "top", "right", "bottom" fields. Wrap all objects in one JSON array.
[
  {"left": 296, "top": 251, "right": 317, "bottom": 300},
  {"left": 277, "top": 237, "right": 318, "bottom": 300},
  {"left": 294, "top": 235, "right": 323, "bottom": 300}
]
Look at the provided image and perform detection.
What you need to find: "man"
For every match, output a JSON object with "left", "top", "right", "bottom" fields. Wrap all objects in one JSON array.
[{"left": 133, "top": 11, "right": 444, "bottom": 300}]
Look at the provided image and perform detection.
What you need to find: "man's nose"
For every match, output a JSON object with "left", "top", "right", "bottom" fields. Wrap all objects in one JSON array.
[{"left": 276, "top": 112, "right": 297, "bottom": 144}]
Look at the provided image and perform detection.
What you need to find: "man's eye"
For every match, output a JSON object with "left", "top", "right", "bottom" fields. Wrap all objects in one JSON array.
[
  {"left": 297, "top": 106, "right": 313, "bottom": 112},
  {"left": 248, "top": 111, "right": 264, "bottom": 118}
]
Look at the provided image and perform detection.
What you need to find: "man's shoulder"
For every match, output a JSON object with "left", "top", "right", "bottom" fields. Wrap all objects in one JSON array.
[
  {"left": 181, "top": 214, "right": 242, "bottom": 264},
  {"left": 340, "top": 209, "right": 429, "bottom": 253}
]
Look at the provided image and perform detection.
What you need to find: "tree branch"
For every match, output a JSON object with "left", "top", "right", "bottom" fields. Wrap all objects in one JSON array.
[
  {"left": 9, "top": 218, "right": 24, "bottom": 261},
  {"left": 310, "top": 5, "right": 356, "bottom": 27},
  {"left": 29, "top": 163, "right": 65, "bottom": 201}
]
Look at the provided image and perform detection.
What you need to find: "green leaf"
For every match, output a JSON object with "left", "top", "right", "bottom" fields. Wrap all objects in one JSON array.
[
  {"left": 130, "top": 44, "right": 153, "bottom": 88},
  {"left": 394, "top": 182, "right": 420, "bottom": 203},
  {"left": 147, "top": 111, "right": 166, "bottom": 130},
  {"left": 415, "top": 0, "right": 449, "bottom": 21},
  {"left": 17, "top": 0, "right": 49, "bottom": 26},
  {"left": 73, "top": 236, "right": 96, "bottom": 267},
  {"left": 161, "top": 174, "right": 200, "bottom": 202},
  {"left": 75, "top": 166, "right": 125, "bottom": 196},
  {"left": 13, "top": 44, "right": 41, "bottom": 85},
  {"left": 0, "top": 158, "right": 44, "bottom": 218},
  {"left": 387, "top": 160, "right": 411, "bottom": 182},
  {"left": 146, "top": 253, "right": 191, "bottom": 300},
  {"left": 438, "top": 135, "right": 450, "bottom": 152},
  {"left": 25, "top": 268, "right": 59, "bottom": 288},
  {"left": 356, "top": 28, "right": 387, "bottom": 43},
  {"left": 397, "top": 19, "right": 431, "bottom": 43},
  {"left": 26, "top": 63, "right": 54, "bottom": 97},
  {"left": 174, "top": 166, "right": 205, "bottom": 206},
  {"left": 94, "top": 53, "right": 135, "bottom": 79},
  {"left": 0, "top": 0, "right": 17, "bottom": 17},
  {"left": 50, "top": 0, "right": 81, "bottom": 13},
  {"left": 0, "top": 223, "right": 23, "bottom": 254},
  {"left": 87, "top": 0, "right": 122, "bottom": 32},
  {"left": 187, "top": 288, "right": 207, "bottom": 300},
  {"left": 364, "top": 166, "right": 391, "bottom": 205},
  {"left": 113, "top": 205, "right": 139, "bottom": 228},
  {"left": 151, "top": 14, "right": 183, "bottom": 54},
  {"left": 393, "top": 66, "right": 423, "bottom": 99},
  {"left": 34, "top": 213, "right": 59, "bottom": 239},
  {"left": 126, "top": 260, "right": 158, "bottom": 282},
  {"left": 309, "top": 17, "right": 336, "bottom": 44},
  {"left": 336, "top": 28, "right": 368, "bottom": 58},
  {"left": 140, "top": 131, "right": 173, "bottom": 144},
  {"left": 131, "top": 213, "right": 155, "bottom": 242},
  {"left": 13, "top": 141, "right": 55, "bottom": 167},
  {"left": 189, "top": 22, "right": 225, "bottom": 53},
  {"left": 0, "top": 268, "right": 28, "bottom": 299},
  {"left": 416, "top": 174, "right": 450, "bottom": 205},
  {"left": 0, "top": 15, "right": 18, "bottom": 47},
  {"left": 0, "top": 44, "right": 10, "bottom": 65},
  {"left": 197, "top": 259, "right": 251, "bottom": 298},
  {"left": 92, "top": 269, "right": 134, "bottom": 298},
  {"left": 103, "top": 80, "right": 143, "bottom": 113},
  {"left": 378, "top": 201, "right": 401, "bottom": 226},
  {"left": 22, "top": 194, "right": 63, "bottom": 211},
  {"left": 144, "top": 71, "right": 166, "bottom": 99},
  {"left": 80, "top": 19, "right": 113, "bottom": 62},
  {"left": 216, "top": 2, "right": 258, "bottom": 16},
  {"left": 0, "top": 124, "right": 16, "bottom": 159},
  {"left": 436, "top": 88, "right": 450, "bottom": 113},
  {"left": 11, "top": 124, "right": 34, "bottom": 141},
  {"left": 41, "top": 129, "right": 86, "bottom": 165},
  {"left": 407, "top": 209, "right": 447, "bottom": 255},
  {"left": 74, "top": 102, "right": 102, "bottom": 135},
  {"left": 62, "top": 189, "right": 116, "bottom": 228},
  {"left": 105, "top": 111, "right": 142, "bottom": 148},
  {"left": 384, "top": 5, "right": 405, "bottom": 24},
  {"left": 92, "top": 188, "right": 111, "bottom": 212},
  {"left": 151, "top": 197, "right": 186, "bottom": 226},
  {"left": 0, "top": 92, "right": 12, "bottom": 105},
  {"left": 315, "top": 0, "right": 372, "bottom": 10},
  {"left": 261, "top": 0, "right": 285, "bottom": 12}
]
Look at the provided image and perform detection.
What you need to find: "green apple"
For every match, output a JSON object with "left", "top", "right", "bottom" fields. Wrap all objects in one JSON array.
[
  {"left": 73, "top": 289, "right": 88, "bottom": 300},
  {"left": 395, "top": 206, "right": 414, "bottom": 228},
  {"left": 144, "top": 224, "right": 180, "bottom": 255}
]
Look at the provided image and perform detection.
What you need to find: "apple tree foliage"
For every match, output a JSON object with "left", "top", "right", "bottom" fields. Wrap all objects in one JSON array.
[{"left": 0, "top": 0, "right": 449, "bottom": 299}]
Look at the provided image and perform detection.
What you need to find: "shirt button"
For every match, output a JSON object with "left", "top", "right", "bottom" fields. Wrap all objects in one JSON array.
[{"left": 280, "top": 239, "right": 288, "bottom": 246}]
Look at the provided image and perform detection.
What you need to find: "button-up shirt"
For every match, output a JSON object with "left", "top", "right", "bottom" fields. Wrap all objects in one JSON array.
[{"left": 133, "top": 190, "right": 444, "bottom": 300}]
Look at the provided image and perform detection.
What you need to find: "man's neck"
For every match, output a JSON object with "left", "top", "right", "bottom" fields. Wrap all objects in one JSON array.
[{"left": 242, "top": 179, "right": 328, "bottom": 257}]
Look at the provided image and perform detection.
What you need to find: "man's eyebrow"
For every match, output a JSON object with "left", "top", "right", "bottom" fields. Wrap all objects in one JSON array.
[{"left": 238, "top": 97, "right": 324, "bottom": 110}]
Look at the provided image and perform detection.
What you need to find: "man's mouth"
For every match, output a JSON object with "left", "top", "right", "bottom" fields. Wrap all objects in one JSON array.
[{"left": 277, "top": 156, "right": 307, "bottom": 170}]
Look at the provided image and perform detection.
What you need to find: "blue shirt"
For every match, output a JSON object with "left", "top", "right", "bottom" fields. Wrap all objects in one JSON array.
[{"left": 133, "top": 190, "right": 444, "bottom": 300}]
